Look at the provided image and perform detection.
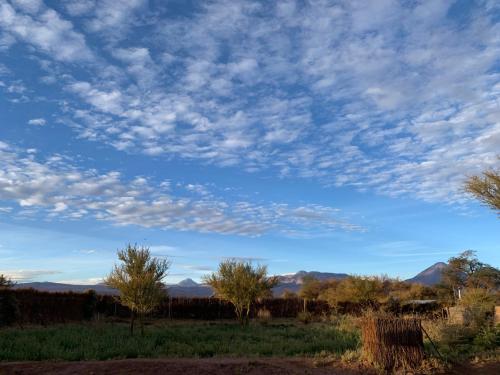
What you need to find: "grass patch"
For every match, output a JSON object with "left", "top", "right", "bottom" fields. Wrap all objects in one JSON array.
[{"left": 0, "top": 320, "right": 360, "bottom": 361}]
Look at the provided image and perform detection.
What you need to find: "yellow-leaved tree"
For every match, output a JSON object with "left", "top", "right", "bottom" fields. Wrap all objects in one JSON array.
[
  {"left": 204, "top": 260, "right": 278, "bottom": 325},
  {"left": 105, "top": 244, "right": 170, "bottom": 335}
]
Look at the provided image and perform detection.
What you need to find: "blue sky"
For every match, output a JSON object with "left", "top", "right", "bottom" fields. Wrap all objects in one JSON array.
[{"left": 0, "top": 0, "right": 499, "bottom": 284}]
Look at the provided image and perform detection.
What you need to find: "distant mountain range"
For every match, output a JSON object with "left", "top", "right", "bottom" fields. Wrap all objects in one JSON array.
[{"left": 13, "top": 264, "right": 447, "bottom": 297}]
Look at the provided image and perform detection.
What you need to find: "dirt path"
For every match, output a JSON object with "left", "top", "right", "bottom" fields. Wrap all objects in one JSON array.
[
  {"left": 0, "top": 358, "right": 369, "bottom": 375},
  {"left": 1, "top": 358, "right": 499, "bottom": 375}
]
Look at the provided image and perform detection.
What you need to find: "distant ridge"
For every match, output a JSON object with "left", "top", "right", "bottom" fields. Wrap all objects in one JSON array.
[
  {"left": 13, "top": 271, "right": 348, "bottom": 297},
  {"left": 405, "top": 262, "right": 447, "bottom": 286},
  {"left": 274, "top": 270, "right": 349, "bottom": 296},
  {"left": 12, "top": 264, "right": 448, "bottom": 296},
  {"left": 12, "top": 282, "right": 117, "bottom": 295}
]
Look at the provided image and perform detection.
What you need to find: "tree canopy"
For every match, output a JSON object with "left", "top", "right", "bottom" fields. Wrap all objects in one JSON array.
[
  {"left": 465, "top": 168, "right": 500, "bottom": 214},
  {"left": 440, "top": 250, "right": 500, "bottom": 304},
  {"left": 203, "top": 260, "right": 278, "bottom": 325}
]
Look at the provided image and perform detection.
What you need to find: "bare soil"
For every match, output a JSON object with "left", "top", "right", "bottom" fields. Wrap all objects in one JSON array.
[
  {"left": 0, "top": 358, "right": 498, "bottom": 375},
  {"left": 0, "top": 358, "right": 369, "bottom": 375}
]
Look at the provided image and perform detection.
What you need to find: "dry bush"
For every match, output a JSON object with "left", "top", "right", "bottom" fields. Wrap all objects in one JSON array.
[
  {"left": 460, "top": 288, "right": 496, "bottom": 328},
  {"left": 340, "top": 348, "right": 362, "bottom": 365},
  {"left": 257, "top": 308, "right": 272, "bottom": 322}
]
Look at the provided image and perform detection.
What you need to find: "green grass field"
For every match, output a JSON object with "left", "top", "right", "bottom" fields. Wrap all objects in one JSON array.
[{"left": 0, "top": 321, "right": 360, "bottom": 361}]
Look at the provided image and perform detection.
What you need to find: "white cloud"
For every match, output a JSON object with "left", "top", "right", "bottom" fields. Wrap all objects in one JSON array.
[
  {"left": 1, "top": 1, "right": 499, "bottom": 205},
  {"left": 28, "top": 118, "right": 46, "bottom": 126},
  {"left": 64, "top": 0, "right": 95, "bottom": 17},
  {"left": 85, "top": 0, "right": 146, "bottom": 40},
  {"left": 0, "top": 142, "right": 361, "bottom": 236},
  {"left": 0, "top": 1, "right": 93, "bottom": 62},
  {"left": 57, "top": 277, "right": 103, "bottom": 285},
  {"left": 1, "top": 269, "right": 61, "bottom": 281}
]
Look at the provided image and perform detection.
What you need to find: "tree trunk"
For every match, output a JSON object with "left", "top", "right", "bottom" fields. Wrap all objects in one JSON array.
[
  {"left": 235, "top": 306, "right": 244, "bottom": 326},
  {"left": 245, "top": 305, "right": 251, "bottom": 326},
  {"left": 140, "top": 313, "right": 144, "bottom": 336},
  {"left": 130, "top": 311, "right": 135, "bottom": 336}
]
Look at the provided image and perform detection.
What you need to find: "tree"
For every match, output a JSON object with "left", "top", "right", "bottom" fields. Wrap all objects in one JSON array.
[
  {"left": 299, "top": 276, "right": 327, "bottom": 312},
  {"left": 0, "top": 274, "right": 19, "bottom": 327},
  {"left": 442, "top": 250, "right": 480, "bottom": 298},
  {"left": 442, "top": 250, "right": 500, "bottom": 301},
  {"left": 467, "top": 266, "right": 500, "bottom": 290},
  {"left": 203, "top": 260, "right": 278, "bottom": 325},
  {"left": 321, "top": 276, "right": 384, "bottom": 308},
  {"left": 105, "top": 244, "right": 170, "bottom": 335},
  {"left": 0, "top": 274, "right": 14, "bottom": 289},
  {"left": 465, "top": 168, "right": 500, "bottom": 214}
]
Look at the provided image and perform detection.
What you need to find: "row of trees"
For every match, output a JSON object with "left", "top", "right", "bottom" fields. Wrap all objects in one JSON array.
[
  {"left": 297, "top": 250, "right": 499, "bottom": 311},
  {"left": 104, "top": 244, "right": 277, "bottom": 334},
  {"left": 2, "top": 247, "right": 498, "bottom": 333}
]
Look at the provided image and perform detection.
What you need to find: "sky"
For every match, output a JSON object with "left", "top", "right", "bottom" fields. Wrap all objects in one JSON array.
[{"left": 0, "top": 0, "right": 499, "bottom": 285}]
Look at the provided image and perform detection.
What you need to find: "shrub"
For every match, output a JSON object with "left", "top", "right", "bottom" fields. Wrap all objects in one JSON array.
[
  {"left": 473, "top": 326, "right": 500, "bottom": 351},
  {"left": 297, "top": 311, "right": 313, "bottom": 324},
  {"left": 340, "top": 348, "right": 361, "bottom": 364},
  {"left": 460, "top": 288, "right": 495, "bottom": 329},
  {"left": 330, "top": 313, "right": 360, "bottom": 333},
  {"left": 257, "top": 308, "right": 272, "bottom": 322}
]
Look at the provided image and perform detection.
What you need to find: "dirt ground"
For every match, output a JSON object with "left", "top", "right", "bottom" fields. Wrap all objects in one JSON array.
[{"left": 0, "top": 358, "right": 499, "bottom": 375}]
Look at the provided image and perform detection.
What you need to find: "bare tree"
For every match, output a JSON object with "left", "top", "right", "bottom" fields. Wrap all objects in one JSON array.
[
  {"left": 105, "top": 244, "right": 170, "bottom": 335},
  {"left": 204, "top": 260, "right": 278, "bottom": 325}
]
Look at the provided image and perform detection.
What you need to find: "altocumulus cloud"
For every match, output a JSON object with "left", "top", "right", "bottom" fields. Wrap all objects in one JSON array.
[
  {"left": 0, "top": 0, "right": 499, "bottom": 204},
  {"left": 0, "top": 142, "right": 362, "bottom": 236}
]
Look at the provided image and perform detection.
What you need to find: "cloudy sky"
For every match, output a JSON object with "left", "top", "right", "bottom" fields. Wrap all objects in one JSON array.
[{"left": 0, "top": 0, "right": 499, "bottom": 284}]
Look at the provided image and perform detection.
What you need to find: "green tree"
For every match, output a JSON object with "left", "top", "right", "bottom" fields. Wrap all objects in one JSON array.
[
  {"left": 105, "top": 244, "right": 170, "bottom": 335},
  {"left": 465, "top": 168, "right": 500, "bottom": 214},
  {"left": 321, "top": 276, "right": 384, "bottom": 308},
  {"left": 203, "top": 260, "right": 278, "bottom": 325}
]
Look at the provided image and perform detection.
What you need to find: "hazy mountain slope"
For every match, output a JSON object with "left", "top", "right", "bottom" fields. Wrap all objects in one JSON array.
[{"left": 405, "top": 262, "right": 447, "bottom": 286}]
